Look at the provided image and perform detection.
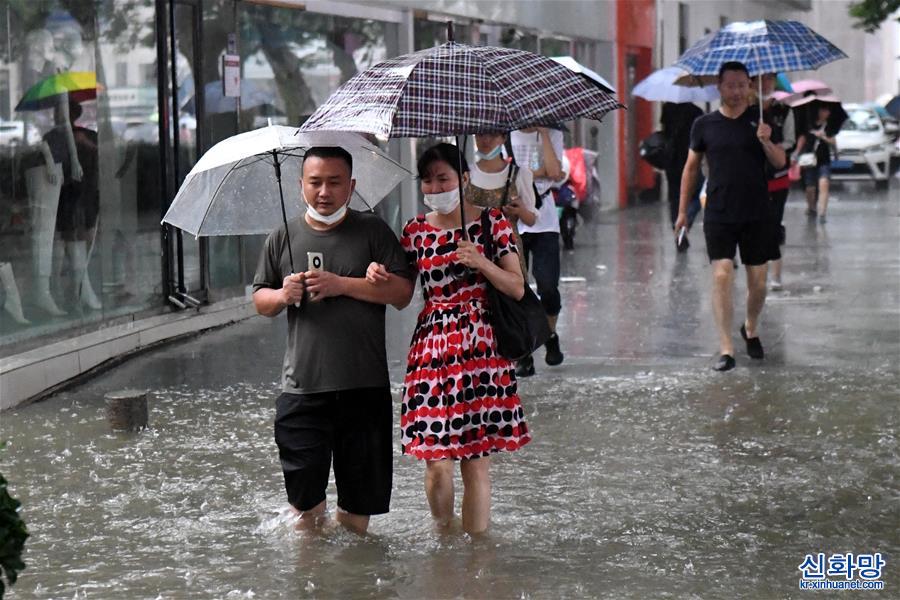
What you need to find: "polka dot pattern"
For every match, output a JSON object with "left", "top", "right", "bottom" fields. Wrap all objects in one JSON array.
[{"left": 400, "top": 208, "right": 531, "bottom": 460}]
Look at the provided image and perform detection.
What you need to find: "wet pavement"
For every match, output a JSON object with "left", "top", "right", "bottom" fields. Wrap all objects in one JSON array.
[{"left": 2, "top": 183, "right": 899, "bottom": 599}]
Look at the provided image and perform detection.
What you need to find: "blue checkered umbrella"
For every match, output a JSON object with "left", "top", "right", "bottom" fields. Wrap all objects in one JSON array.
[{"left": 673, "top": 20, "right": 847, "bottom": 80}]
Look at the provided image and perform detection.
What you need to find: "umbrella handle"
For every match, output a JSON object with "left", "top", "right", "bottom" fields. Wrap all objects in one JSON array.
[
  {"left": 290, "top": 272, "right": 301, "bottom": 308},
  {"left": 758, "top": 72, "right": 763, "bottom": 122},
  {"left": 753, "top": 46, "right": 763, "bottom": 122},
  {"left": 454, "top": 135, "right": 468, "bottom": 241},
  {"left": 274, "top": 150, "right": 301, "bottom": 308}
]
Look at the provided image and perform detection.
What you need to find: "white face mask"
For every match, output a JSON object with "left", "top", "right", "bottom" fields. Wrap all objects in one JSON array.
[
  {"left": 474, "top": 143, "right": 503, "bottom": 162},
  {"left": 423, "top": 188, "right": 460, "bottom": 215},
  {"left": 303, "top": 184, "right": 351, "bottom": 225},
  {"left": 306, "top": 202, "right": 348, "bottom": 225}
]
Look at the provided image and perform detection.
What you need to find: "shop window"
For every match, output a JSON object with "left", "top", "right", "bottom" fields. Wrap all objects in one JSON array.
[
  {"left": 0, "top": 2, "right": 162, "bottom": 353},
  {"left": 414, "top": 18, "right": 471, "bottom": 50}
]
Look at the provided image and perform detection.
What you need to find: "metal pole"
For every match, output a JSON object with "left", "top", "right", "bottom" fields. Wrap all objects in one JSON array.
[
  {"left": 156, "top": 0, "right": 173, "bottom": 300},
  {"left": 169, "top": 1, "right": 185, "bottom": 294}
]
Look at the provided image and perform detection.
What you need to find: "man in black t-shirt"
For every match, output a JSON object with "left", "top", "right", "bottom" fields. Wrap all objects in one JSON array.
[
  {"left": 253, "top": 146, "right": 414, "bottom": 533},
  {"left": 675, "top": 62, "right": 786, "bottom": 372}
]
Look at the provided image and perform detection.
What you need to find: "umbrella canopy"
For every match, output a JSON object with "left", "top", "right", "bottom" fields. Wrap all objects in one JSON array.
[
  {"left": 15, "top": 71, "right": 98, "bottom": 111},
  {"left": 633, "top": 66, "right": 718, "bottom": 103},
  {"left": 774, "top": 73, "right": 793, "bottom": 92},
  {"left": 161, "top": 126, "right": 410, "bottom": 238},
  {"left": 884, "top": 95, "right": 900, "bottom": 120},
  {"left": 789, "top": 79, "right": 832, "bottom": 96},
  {"left": 550, "top": 56, "right": 616, "bottom": 94},
  {"left": 771, "top": 90, "right": 793, "bottom": 103},
  {"left": 673, "top": 20, "right": 847, "bottom": 84},
  {"left": 789, "top": 93, "right": 848, "bottom": 135},
  {"left": 783, "top": 91, "right": 840, "bottom": 108},
  {"left": 299, "top": 41, "right": 623, "bottom": 138}
]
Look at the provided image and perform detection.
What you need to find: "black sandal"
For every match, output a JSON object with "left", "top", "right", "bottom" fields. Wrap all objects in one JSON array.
[{"left": 740, "top": 324, "right": 764, "bottom": 359}]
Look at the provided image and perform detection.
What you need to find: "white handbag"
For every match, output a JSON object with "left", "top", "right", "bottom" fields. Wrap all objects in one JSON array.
[
  {"left": 797, "top": 152, "right": 817, "bottom": 168},
  {"left": 797, "top": 135, "right": 821, "bottom": 168}
]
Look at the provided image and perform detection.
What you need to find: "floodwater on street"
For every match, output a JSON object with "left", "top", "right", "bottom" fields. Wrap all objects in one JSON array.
[{"left": 2, "top": 185, "right": 898, "bottom": 599}]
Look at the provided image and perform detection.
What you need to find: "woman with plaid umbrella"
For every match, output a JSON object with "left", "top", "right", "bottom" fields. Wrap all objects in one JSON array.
[{"left": 384, "top": 143, "right": 530, "bottom": 534}]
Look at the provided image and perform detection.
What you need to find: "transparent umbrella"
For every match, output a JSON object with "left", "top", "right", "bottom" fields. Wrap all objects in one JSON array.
[
  {"left": 633, "top": 66, "right": 718, "bottom": 104},
  {"left": 161, "top": 125, "right": 410, "bottom": 272}
]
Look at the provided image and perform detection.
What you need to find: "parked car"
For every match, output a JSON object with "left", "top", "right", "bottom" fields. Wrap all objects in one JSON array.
[
  {"left": 0, "top": 119, "right": 41, "bottom": 147},
  {"left": 833, "top": 104, "right": 899, "bottom": 189}
]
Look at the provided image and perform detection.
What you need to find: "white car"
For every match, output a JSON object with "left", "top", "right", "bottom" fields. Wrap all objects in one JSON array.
[{"left": 834, "top": 104, "right": 899, "bottom": 189}]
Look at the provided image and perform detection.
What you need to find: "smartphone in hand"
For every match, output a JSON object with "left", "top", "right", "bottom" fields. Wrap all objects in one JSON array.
[
  {"left": 306, "top": 252, "right": 323, "bottom": 301},
  {"left": 307, "top": 252, "right": 323, "bottom": 272}
]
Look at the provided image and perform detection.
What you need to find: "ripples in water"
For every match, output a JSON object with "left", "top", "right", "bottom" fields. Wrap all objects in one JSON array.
[{"left": 3, "top": 367, "right": 898, "bottom": 598}]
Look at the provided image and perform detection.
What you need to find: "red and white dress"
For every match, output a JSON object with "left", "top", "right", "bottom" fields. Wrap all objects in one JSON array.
[{"left": 400, "top": 208, "right": 531, "bottom": 461}]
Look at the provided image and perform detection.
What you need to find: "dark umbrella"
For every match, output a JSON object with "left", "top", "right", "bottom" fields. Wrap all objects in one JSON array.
[
  {"left": 788, "top": 92, "right": 848, "bottom": 136},
  {"left": 885, "top": 95, "right": 900, "bottom": 120},
  {"left": 299, "top": 23, "right": 622, "bottom": 238}
]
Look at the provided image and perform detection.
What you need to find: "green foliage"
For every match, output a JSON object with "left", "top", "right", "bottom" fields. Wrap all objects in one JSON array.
[
  {"left": 849, "top": 0, "right": 900, "bottom": 33},
  {"left": 0, "top": 442, "right": 28, "bottom": 598}
]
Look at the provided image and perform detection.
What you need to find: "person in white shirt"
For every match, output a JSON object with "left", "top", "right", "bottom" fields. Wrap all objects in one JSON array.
[
  {"left": 468, "top": 131, "right": 539, "bottom": 275},
  {"left": 509, "top": 126, "right": 567, "bottom": 376}
]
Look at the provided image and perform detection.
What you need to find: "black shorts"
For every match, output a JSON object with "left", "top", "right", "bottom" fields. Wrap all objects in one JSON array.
[
  {"left": 274, "top": 387, "right": 393, "bottom": 515},
  {"left": 703, "top": 220, "right": 771, "bottom": 266}
]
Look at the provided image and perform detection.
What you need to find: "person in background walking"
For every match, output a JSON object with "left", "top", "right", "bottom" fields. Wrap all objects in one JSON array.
[
  {"left": 395, "top": 143, "right": 530, "bottom": 534},
  {"left": 753, "top": 73, "right": 796, "bottom": 291},
  {"left": 675, "top": 62, "right": 786, "bottom": 372},
  {"left": 253, "top": 146, "right": 414, "bottom": 534},
  {"left": 661, "top": 101, "right": 704, "bottom": 250},
  {"left": 510, "top": 126, "right": 566, "bottom": 377},
  {"left": 795, "top": 100, "right": 837, "bottom": 224},
  {"left": 467, "top": 131, "right": 538, "bottom": 275}
]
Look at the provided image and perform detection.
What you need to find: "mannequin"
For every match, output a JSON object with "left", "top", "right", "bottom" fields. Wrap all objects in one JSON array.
[
  {"left": 0, "top": 262, "right": 29, "bottom": 324},
  {"left": 22, "top": 29, "right": 67, "bottom": 315},
  {"left": 46, "top": 99, "right": 101, "bottom": 310}
]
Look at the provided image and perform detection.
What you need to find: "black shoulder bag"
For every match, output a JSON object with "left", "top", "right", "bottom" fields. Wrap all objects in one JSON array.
[{"left": 480, "top": 209, "right": 551, "bottom": 361}]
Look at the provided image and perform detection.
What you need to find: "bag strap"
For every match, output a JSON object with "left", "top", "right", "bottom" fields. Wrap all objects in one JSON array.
[
  {"left": 504, "top": 137, "right": 517, "bottom": 167},
  {"left": 480, "top": 210, "right": 495, "bottom": 263},
  {"left": 500, "top": 162, "right": 517, "bottom": 206}
]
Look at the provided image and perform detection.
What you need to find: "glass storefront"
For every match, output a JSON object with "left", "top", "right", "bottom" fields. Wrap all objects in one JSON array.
[
  {"left": 0, "top": 0, "right": 616, "bottom": 357},
  {"left": 0, "top": 1, "right": 162, "bottom": 353}
]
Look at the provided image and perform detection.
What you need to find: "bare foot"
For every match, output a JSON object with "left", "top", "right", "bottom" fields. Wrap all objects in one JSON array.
[{"left": 433, "top": 515, "right": 462, "bottom": 535}]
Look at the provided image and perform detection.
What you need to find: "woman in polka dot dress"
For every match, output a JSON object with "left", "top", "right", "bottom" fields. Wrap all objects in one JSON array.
[{"left": 398, "top": 143, "right": 531, "bottom": 534}]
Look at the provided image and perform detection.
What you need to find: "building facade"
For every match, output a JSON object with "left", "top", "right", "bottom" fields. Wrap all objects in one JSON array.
[{"left": 0, "top": 0, "right": 635, "bottom": 406}]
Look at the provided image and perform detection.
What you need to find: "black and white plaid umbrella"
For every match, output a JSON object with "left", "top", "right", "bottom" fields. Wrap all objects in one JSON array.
[{"left": 299, "top": 41, "right": 623, "bottom": 138}]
